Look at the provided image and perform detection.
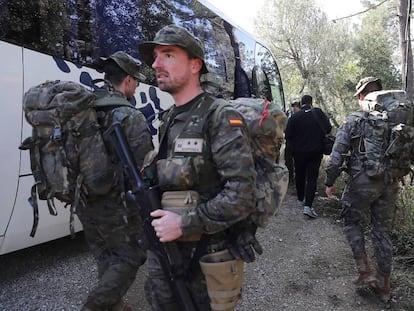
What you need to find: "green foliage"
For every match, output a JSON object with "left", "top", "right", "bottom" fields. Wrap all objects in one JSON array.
[
  {"left": 257, "top": 0, "right": 413, "bottom": 242},
  {"left": 396, "top": 178, "right": 414, "bottom": 228},
  {"left": 354, "top": 1, "right": 401, "bottom": 89},
  {"left": 254, "top": 0, "right": 362, "bottom": 127},
  {"left": 386, "top": 173, "right": 414, "bottom": 275},
  {"left": 254, "top": 0, "right": 404, "bottom": 131},
  {"left": 392, "top": 226, "right": 414, "bottom": 257}
]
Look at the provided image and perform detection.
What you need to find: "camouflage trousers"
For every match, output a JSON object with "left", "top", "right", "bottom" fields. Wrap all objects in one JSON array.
[
  {"left": 76, "top": 193, "right": 146, "bottom": 309},
  {"left": 341, "top": 173, "right": 398, "bottom": 274},
  {"left": 144, "top": 241, "right": 212, "bottom": 311}
]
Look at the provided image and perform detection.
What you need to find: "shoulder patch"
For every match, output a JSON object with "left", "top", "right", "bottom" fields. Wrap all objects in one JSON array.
[{"left": 228, "top": 118, "right": 243, "bottom": 127}]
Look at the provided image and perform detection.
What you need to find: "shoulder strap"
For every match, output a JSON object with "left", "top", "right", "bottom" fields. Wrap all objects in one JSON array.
[
  {"left": 94, "top": 95, "right": 134, "bottom": 108},
  {"left": 350, "top": 111, "right": 366, "bottom": 119},
  {"left": 93, "top": 86, "right": 135, "bottom": 108},
  {"left": 348, "top": 111, "right": 365, "bottom": 136},
  {"left": 209, "top": 98, "right": 231, "bottom": 126}
]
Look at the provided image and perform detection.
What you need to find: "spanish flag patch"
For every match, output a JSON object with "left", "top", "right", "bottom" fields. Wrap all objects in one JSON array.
[{"left": 228, "top": 118, "right": 243, "bottom": 126}]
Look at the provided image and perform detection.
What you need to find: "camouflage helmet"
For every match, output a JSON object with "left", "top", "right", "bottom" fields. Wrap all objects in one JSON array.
[
  {"left": 353, "top": 76, "right": 381, "bottom": 97},
  {"left": 138, "top": 24, "right": 208, "bottom": 74},
  {"left": 99, "top": 51, "right": 146, "bottom": 81}
]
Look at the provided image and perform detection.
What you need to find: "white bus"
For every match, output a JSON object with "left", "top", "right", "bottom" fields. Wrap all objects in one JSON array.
[{"left": 0, "top": 0, "right": 285, "bottom": 255}]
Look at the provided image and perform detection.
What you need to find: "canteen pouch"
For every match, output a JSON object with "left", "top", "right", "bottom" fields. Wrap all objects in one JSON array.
[
  {"left": 161, "top": 190, "right": 201, "bottom": 241},
  {"left": 156, "top": 157, "right": 196, "bottom": 190},
  {"left": 199, "top": 249, "right": 244, "bottom": 311}
]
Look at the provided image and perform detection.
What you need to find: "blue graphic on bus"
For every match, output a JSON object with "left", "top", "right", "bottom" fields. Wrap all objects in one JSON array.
[{"left": 53, "top": 57, "right": 164, "bottom": 136}]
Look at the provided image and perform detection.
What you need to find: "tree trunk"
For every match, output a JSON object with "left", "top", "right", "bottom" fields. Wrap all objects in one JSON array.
[{"left": 398, "top": 0, "right": 413, "bottom": 97}]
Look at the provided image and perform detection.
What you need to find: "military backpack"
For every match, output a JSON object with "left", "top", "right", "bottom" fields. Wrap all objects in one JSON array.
[
  {"left": 351, "top": 90, "right": 414, "bottom": 179},
  {"left": 192, "top": 97, "right": 289, "bottom": 228},
  {"left": 19, "top": 80, "right": 133, "bottom": 236},
  {"left": 227, "top": 98, "right": 288, "bottom": 227}
]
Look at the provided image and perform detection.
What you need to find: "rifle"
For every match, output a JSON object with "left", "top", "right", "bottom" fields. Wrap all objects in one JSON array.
[{"left": 104, "top": 122, "right": 197, "bottom": 311}]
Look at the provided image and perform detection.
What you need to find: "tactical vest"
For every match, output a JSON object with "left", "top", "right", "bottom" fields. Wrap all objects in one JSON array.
[{"left": 158, "top": 94, "right": 226, "bottom": 200}]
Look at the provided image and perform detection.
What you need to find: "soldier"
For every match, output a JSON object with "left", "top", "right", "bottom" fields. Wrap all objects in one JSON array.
[
  {"left": 138, "top": 24, "right": 261, "bottom": 310},
  {"left": 325, "top": 77, "right": 397, "bottom": 302},
  {"left": 78, "top": 51, "right": 154, "bottom": 311}
]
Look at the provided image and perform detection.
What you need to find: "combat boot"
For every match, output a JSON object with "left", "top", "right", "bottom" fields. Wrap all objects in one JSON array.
[
  {"left": 352, "top": 253, "right": 377, "bottom": 285},
  {"left": 371, "top": 271, "right": 391, "bottom": 302}
]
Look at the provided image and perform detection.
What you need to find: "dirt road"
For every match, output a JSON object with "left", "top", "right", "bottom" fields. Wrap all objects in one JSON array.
[
  {"left": 124, "top": 188, "right": 413, "bottom": 310},
  {"left": 230, "top": 188, "right": 413, "bottom": 311},
  {"left": 1, "top": 188, "right": 412, "bottom": 310}
]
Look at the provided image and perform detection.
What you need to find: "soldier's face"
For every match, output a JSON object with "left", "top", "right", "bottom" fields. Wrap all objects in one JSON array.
[{"left": 152, "top": 45, "right": 197, "bottom": 95}]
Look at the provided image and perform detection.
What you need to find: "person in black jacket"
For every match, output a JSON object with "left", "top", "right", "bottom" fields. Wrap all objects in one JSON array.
[
  {"left": 285, "top": 101, "right": 301, "bottom": 184},
  {"left": 285, "top": 94, "right": 332, "bottom": 218}
]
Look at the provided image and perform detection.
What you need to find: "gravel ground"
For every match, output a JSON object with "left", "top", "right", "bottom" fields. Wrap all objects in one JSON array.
[{"left": 0, "top": 188, "right": 413, "bottom": 310}]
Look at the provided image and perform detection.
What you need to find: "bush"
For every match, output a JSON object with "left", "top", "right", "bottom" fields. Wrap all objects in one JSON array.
[
  {"left": 393, "top": 176, "right": 414, "bottom": 267},
  {"left": 395, "top": 177, "right": 414, "bottom": 228}
]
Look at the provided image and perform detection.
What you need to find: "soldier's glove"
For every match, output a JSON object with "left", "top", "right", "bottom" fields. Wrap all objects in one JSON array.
[{"left": 227, "top": 220, "right": 263, "bottom": 263}]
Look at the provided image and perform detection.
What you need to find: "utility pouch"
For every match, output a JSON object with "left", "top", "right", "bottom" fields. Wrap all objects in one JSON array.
[
  {"left": 161, "top": 190, "right": 202, "bottom": 242},
  {"left": 199, "top": 249, "right": 244, "bottom": 311},
  {"left": 156, "top": 157, "right": 195, "bottom": 190}
]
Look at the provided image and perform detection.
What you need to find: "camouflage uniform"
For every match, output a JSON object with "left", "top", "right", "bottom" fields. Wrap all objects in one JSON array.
[
  {"left": 325, "top": 112, "right": 398, "bottom": 275},
  {"left": 139, "top": 24, "right": 257, "bottom": 311},
  {"left": 77, "top": 52, "right": 153, "bottom": 311},
  {"left": 143, "top": 92, "right": 256, "bottom": 310},
  {"left": 325, "top": 77, "right": 414, "bottom": 302}
]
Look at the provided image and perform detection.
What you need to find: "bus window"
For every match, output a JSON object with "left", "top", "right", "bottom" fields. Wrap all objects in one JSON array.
[
  {"left": 232, "top": 28, "right": 255, "bottom": 99},
  {"left": 252, "top": 65, "right": 273, "bottom": 102},
  {"left": 255, "top": 43, "right": 286, "bottom": 110},
  {"left": 234, "top": 66, "right": 252, "bottom": 98}
]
